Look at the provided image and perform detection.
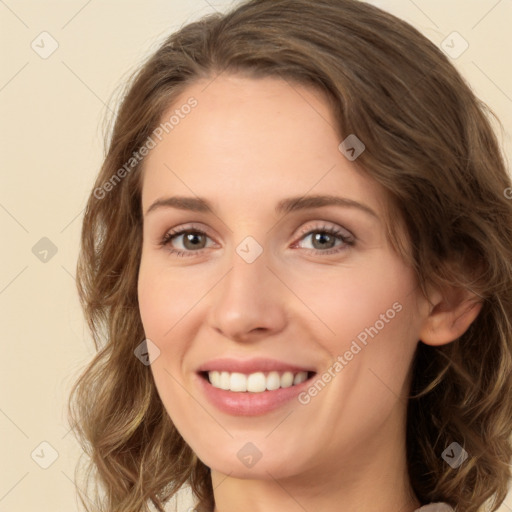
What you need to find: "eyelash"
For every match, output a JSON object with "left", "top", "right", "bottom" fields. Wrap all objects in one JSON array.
[{"left": 159, "top": 223, "right": 355, "bottom": 258}]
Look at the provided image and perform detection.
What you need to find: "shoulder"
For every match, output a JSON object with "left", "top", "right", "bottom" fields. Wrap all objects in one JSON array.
[{"left": 415, "top": 504, "right": 454, "bottom": 512}]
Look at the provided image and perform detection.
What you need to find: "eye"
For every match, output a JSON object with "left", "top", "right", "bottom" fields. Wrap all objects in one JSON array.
[
  {"left": 159, "top": 222, "right": 355, "bottom": 258},
  {"left": 293, "top": 223, "right": 355, "bottom": 255},
  {"left": 159, "top": 225, "right": 214, "bottom": 257}
]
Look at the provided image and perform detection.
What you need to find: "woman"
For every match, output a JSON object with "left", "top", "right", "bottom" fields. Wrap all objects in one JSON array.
[{"left": 68, "top": 1, "right": 512, "bottom": 511}]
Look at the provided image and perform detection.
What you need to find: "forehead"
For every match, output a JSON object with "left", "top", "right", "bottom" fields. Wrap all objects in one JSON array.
[{"left": 140, "top": 74, "right": 384, "bottom": 217}]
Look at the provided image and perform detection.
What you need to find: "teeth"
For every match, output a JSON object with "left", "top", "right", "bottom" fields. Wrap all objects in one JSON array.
[{"left": 207, "top": 370, "right": 310, "bottom": 392}]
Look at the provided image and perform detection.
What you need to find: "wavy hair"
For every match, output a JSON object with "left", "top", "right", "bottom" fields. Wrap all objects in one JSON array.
[{"left": 67, "top": 0, "right": 512, "bottom": 511}]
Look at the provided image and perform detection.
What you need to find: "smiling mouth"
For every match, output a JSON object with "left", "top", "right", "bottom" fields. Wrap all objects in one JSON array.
[{"left": 199, "top": 370, "right": 317, "bottom": 393}]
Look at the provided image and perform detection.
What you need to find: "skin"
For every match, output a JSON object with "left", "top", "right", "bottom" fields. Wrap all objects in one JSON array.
[{"left": 137, "top": 74, "right": 482, "bottom": 512}]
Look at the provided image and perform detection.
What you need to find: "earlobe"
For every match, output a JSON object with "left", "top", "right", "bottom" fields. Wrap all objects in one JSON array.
[{"left": 419, "top": 287, "right": 483, "bottom": 347}]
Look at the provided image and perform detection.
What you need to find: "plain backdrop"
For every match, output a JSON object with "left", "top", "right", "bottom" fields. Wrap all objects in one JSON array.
[{"left": 1, "top": 1, "right": 511, "bottom": 511}]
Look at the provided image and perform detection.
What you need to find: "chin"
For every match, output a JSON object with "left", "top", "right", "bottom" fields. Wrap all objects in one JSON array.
[{"left": 197, "top": 444, "right": 304, "bottom": 480}]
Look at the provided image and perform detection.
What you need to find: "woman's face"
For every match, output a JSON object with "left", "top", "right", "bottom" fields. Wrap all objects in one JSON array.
[{"left": 138, "top": 74, "right": 429, "bottom": 481}]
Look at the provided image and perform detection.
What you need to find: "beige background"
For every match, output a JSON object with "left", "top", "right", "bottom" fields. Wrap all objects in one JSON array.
[{"left": 1, "top": 1, "right": 511, "bottom": 510}]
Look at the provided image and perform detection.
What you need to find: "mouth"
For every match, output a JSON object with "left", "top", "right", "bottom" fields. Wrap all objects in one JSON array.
[
  {"left": 194, "top": 357, "right": 319, "bottom": 415},
  {"left": 196, "top": 368, "right": 318, "bottom": 416},
  {"left": 198, "top": 370, "right": 317, "bottom": 393}
]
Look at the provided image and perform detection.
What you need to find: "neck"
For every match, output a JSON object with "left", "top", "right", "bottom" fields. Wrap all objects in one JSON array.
[{"left": 211, "top": 471, "right": 420, "bottom": 512}]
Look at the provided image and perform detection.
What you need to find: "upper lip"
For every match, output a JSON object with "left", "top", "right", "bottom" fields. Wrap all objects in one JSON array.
[{"left": 197, "top": 357, "right": 316, "bottom": 375}]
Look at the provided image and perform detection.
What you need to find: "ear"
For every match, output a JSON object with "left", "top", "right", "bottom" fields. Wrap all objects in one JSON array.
[{"left": 419, "top": 284, "right": 483, "bottom": 347}]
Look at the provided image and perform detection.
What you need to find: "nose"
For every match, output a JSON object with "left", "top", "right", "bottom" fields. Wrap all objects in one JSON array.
[{"left": 207, "top": 243, "right": 288, "bottom": 343}]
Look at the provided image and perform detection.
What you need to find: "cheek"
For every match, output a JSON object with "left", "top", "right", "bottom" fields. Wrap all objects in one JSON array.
[
  {"left": 137, "top": 258, "right": 197, "bottom": 344},
  {"left": 137, "top": 263, "right": 197, "bottom": 425},
  {"left": 329, "top": 264, "right": 420, "bottom": 410},
  {"left": 288, "top": 254, "right": 419, "bottom": 357},
  {"left": 137, "top": 257, "right": 213, "bottom": 395}
]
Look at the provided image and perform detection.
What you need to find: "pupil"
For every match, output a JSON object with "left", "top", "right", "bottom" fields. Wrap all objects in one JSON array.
[
  {"left": 314, "top": 232, "right": 333, "bottom": 249},
  {"left": 185, "top": 232, "right": 204, "bottom": 249}
]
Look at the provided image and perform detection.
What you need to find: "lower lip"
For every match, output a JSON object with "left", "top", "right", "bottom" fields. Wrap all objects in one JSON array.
[{"left": 195, "top": 372, "right": 315, "bottom": 416}]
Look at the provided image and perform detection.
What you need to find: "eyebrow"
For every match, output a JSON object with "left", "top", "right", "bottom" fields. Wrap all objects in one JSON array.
[{"left": 144, "top": 194, "right": 378, "bottom": 219}]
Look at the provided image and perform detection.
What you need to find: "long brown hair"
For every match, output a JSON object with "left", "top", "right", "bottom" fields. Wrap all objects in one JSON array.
[{"left": 68, "top": 1, "right": 512, "bottom": 511}]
